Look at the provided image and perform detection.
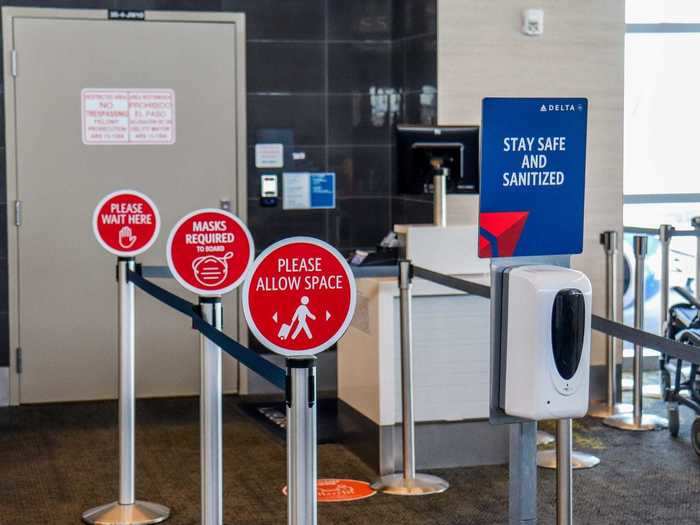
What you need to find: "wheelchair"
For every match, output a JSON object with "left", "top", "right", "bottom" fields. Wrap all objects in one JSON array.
[{"left": 663, "top": 285, "right": 700, "bottom": 456}]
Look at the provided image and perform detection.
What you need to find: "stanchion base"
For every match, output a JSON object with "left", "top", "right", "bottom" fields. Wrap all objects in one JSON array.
[
  {"left": 536, "top": 449, "right": 600, "bottom": 470},
  {"left": 536, "top": 431, "right": 555, "bottom": 446},
  {"left": 370, "top": 473, "right": 449, "bottom": 496},
  {"left": 602, "top": 413, "right": 668, "bottom": 431},
  {"left": 82, "top": 501, "right": 170, "bottom": 525},
  {"left": 588, "top": 402, "right": 633, "bottom": 419}
]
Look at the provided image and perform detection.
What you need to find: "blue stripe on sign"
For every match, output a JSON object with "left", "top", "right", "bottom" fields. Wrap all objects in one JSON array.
[{"left": 479, "top": 227, "right": 499, "bottom": 258}]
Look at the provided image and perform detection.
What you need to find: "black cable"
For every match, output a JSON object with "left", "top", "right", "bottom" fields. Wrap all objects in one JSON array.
[
  {"left": 126, "top": 269, "right": 286, "bottom": 390},
  {"left": 413, "top": 265, "right": 491, "bottom": 299}
]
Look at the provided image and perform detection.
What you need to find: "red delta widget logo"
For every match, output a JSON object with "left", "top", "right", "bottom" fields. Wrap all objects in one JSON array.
[
  {"left": 479, "top": 211, "right": 529, "bottom": 258},
  {"left": 243, "top": 238, "right": 356, "bottom": 356}
]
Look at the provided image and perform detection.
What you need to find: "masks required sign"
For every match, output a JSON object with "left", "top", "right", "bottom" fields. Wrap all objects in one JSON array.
[{"left": 479, "top": 98, "right": 588, "bottom": 258}]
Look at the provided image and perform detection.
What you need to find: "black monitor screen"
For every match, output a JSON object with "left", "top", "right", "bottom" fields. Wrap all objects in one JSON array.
[{"left": 396, "top": 125, "right": 479, "bottom": 195}]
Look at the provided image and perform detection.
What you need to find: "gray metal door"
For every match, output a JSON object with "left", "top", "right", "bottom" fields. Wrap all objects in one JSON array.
[{"left": 3, "top": 8, "right": 247, "bottom": 403}]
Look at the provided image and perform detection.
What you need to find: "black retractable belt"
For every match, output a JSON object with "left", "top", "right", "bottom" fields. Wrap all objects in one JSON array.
[
  {"left": 592, "top": 314, "right": 700, "bottom": 365},
  {"left": 411, "top": 264, "right": 700, "bottom": 366},
  {"left": 413, "top": 265, "right": 491, "bottom": 299},
  {"left": 126, "top": 268, "right": 287, "bottom": 390}
]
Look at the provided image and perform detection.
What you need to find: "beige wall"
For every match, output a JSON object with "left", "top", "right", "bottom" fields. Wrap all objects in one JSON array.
[{"left": 438, "top": 0, "right": 625, "bottom": 368}]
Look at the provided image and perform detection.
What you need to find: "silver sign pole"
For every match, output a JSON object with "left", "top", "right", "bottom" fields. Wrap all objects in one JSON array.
[
  {"left": 287, "top": 358, "right": 318, "bottom": 525},
  {"left": 556, "top": 419, "right": 573, "bottom": 525},
  {"left": 200, "top": 298, "right": 223, "bottom": 525},
  {"left": 372, "top": 260, "right": 449, "bottom": 495},
  {"left": 82, "top": 258, "right": 170, "bottom": 525}
]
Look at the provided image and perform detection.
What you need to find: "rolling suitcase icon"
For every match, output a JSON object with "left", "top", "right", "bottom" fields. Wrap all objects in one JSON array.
[{"left": 278, "top": 323, "right": 292, "bottom": 340}]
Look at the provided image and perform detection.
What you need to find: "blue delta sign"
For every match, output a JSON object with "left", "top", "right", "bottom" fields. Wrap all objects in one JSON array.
[{"left": 478, "top": 98, "right": 588, "bottom": 258}]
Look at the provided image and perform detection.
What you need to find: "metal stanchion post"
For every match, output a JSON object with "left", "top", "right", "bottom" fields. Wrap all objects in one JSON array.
[
  {"left": 433, "top": 170, "right": 448, "bottom": 227},
  {"left": 82, "top": 258, "right": 170, "bottom": 525},
  {"left": 556, "top": 419, "right": 573, "bottom": 525},
  {"left": 693, "top": 217, "right": 700, "bottom": 300},
  {"left": 604, "top": 236, "right": 667, "bottom": 431},
  {"left": 371, "top": 260, "right": 449, "bottom": 495},
  {"left": 592, "top": 231, "right": 632, "bottom": 419},
  {"left": 286, "top": 358, "right": 317, "bottom": 525},
  {"left": 659, "top": 225, "right": 674, "bottom": 335},
  {"left": 658, "top": 225, "right": 674, "bottom": 401},
  {"left": 200, "top": 298, "right": 223, "bottom": 525}
]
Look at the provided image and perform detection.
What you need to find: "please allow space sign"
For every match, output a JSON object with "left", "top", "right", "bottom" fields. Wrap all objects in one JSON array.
[{"left": 81, "top": 89, "right": 176, "bottom": 145}]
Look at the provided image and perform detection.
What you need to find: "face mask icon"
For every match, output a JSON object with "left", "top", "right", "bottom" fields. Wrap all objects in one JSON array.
[{"left": 192, "top": 252, "right": 234, "bottom": 287}]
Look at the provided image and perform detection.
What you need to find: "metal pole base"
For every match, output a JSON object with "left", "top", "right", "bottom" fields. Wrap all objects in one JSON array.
[
  {"left": 588, "top": 402, "right": 633, "bottom": 419},
  {"left": 536, "top": 449, "right": 600, "bottom": 470},
  {"left": 82, "top": 501, "right": 170, "bottom": 525},
  {"left": 602, "top": 413, "right": 668, "bottom": 431},
  {"left": 537, "top": 431, "right": 555, "bottom": 446},
  {"left": 370, "top": 473, "right": 449, "bottom": 496}
]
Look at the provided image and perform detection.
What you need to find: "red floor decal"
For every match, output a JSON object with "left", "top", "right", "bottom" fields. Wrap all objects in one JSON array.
[{"left": 282, "top": 478, "right": 376, "bottom": 502}]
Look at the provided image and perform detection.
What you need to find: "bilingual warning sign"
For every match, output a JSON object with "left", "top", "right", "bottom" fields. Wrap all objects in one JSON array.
[
  {"left": 81, "top": 89, "right": 175, "bottom": 145},
  {"left": 166, "top": 209, "right": 254, "bottom": 297},
  {"left": 242, "top": 237, "right": 357, "bottom": 357},
  {"left": 93, "top": 190, "right": 160, "bottom": 256}
]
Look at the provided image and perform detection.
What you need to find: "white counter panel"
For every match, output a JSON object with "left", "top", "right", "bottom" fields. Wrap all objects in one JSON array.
[
  {"left": 338, "top": 275, "right": 491, "bottom": 427},
  {"left": 391, "top": 294, "right": 490, "bottom": 424}
]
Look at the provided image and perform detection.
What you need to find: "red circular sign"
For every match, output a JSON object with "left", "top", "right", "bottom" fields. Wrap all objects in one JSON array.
[
  {"left": 93, "top": 190, "right": 160, "bottom": 256},
  {"left": 242, "top": 237, "right": 356, "bottom": 357},
  {"left": 166, "top": 209, "right": 254, "bottom": 296}
]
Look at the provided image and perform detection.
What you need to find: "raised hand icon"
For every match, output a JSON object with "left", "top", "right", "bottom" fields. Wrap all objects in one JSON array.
[{"left": 118, "top": 226, "right": 137, "bottom": 249}]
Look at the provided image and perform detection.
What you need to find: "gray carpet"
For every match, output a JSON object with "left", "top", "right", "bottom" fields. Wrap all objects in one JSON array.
[{"left": 0, "top": 395, "right": 698, "bottom": 525}]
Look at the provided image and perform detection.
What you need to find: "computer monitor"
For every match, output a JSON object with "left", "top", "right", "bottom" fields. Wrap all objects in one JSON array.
[{"left": 396, "top": 125, "right": 479, "bottom": 195}]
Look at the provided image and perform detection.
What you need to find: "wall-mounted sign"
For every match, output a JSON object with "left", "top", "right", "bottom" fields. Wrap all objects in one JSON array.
[
  {"left": 166, "top": 209, "right": 254, "bottom": 297},
  {"left": 93, "top": 189, "right": 160, "bottom": 256},
  {"left": 255, "top": 143, "right": 284, "bottom": 168},
  {"left": 242, "top": 237, "right": 356, "bottom": 357},
  {"left": 81, "top": 89, "right": 175, "bottom": 145},
  {"left": 479, "top": 97, "right": 588, "bottom": 258},
  {"left": 282, "top": 172, "right": 335, "bottom": 210}
]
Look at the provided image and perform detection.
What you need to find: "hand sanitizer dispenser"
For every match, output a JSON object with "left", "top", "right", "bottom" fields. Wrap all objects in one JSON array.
[{"left": 501, "top": 265, "right": 592, "bottom": 420}]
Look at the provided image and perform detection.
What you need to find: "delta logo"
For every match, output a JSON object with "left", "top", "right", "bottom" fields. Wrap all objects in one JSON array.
[
  {"left": 539, "top": 103, "right": 583, "bottom": 112},
  {"left": 478, "top": 211, "right": 529, "bottom": 258}
]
